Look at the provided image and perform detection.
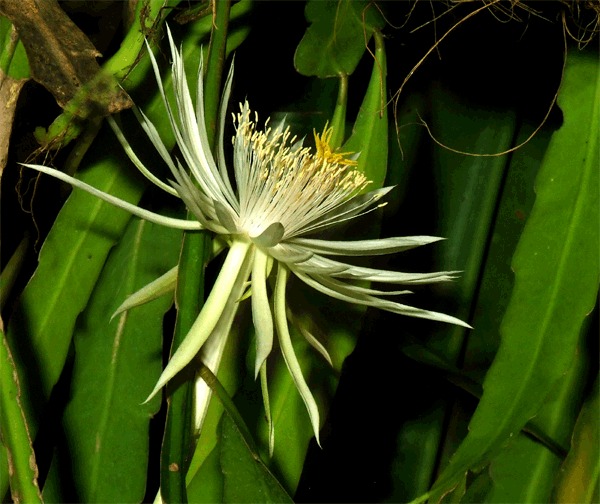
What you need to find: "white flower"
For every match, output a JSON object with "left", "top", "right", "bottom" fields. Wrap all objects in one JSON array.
[{"left": 23, "top": 29, "right": 469, "bottom": 446}]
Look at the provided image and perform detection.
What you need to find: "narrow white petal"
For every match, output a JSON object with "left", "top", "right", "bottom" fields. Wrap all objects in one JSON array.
[
  {"left": 167, "top": 28, "right": 238, "bottom": 212},
  {"left": 134, "top": 107, "right": 182, "bottom": 180},
  {"left": 112, "top": 266, "right": 178, "bottom": 319},
  {"left": 274, "top": 264, "right": 321, "bottom": 445},
  {"left": 215, "top": 58, "right": 238, "bottom": 204},
  {"left": 286, "top": 246, "right": 459, "bottom": 284},
  {"left": 22, "top": 164, "right": 203, "bottom": 230},
  {"left": 289, "top": 236, "right": 445, "bottom": 256},
  {"left": 296, "top": 187, "right": 394, "bottom": 237},
  {"left": 288, "top": 309, "right": 333, "bottom": 367},
  {"left": 294, "top": 270, "right": 472, "bottom": 329},
  {"left": 252, "top": 249, "right": 274, "bottom": 378},
  {"left": 107, "top": 116, "right": 179, "bottom": 197},
  {"left": 144, "top": 240, "right": 252, "bottom": 402}
]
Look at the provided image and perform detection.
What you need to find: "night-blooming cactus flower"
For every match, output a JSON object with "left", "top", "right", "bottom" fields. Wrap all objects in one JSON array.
[{"left": 23, "top": 29, "right": 469, "bottom": 446}]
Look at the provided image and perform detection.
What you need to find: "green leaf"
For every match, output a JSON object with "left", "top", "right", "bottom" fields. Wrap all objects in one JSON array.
[
  {"left": 386, "top": 81, "right": 517, "bottom": 502},
  {"left": 294, "top": 0, "right": 384, "bottom": 78},
  {"left": 552, "top": 376, "right": 600, "bottom": 503},
  {"left": 343, "top": 31, "right": 388, "bottom": 190},
  {"left": 0, "top": 329, "right": 42, "bottom": 504},
  {"left": 220, "top": 414, "right": 293, "bottom": 504},
  {"left": 7, "top": 128, "right": 147, "bottom": 411},
  {"left": 462, "top": 121, "right": 552, "bottom": 378},
  {"left": 427, "top": 47, "right": 600, "bottom": 501},
  {"left": 57, "top": 218, "right": 180, "bottom": 502},
  {"left": 0, "top": 17, "right": 29, "bottom": 79},
  {"left": 481, "top": 322, "right": 591, "bottom": 503}
]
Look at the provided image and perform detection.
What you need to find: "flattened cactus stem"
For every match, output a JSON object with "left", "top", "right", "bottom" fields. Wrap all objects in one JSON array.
[{"left": 329, "top": 74, "right": 348, "bottom": 149}]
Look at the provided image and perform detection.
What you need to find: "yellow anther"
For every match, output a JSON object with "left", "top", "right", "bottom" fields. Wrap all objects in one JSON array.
[{"left": 313, "top": 122, "right": 358, "bottom": 167}]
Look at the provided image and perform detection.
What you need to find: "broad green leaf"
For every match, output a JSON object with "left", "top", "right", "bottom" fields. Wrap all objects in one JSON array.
[
  {"left": 385, "top": 82, "right": 516, "bottom": 502},
  {"left": 7, "top": 131, "right": 147, "bottom": 411},
  {"left": 56, "top": 218, "right": 180, "bottom": 503},
  {"left": 187, "top": 445, "right": 223, "bottom": 503},
  {"left": 427, "top": 47, "right": 600, "bottom": 501},
  {"left": 481, "top": 325, "right": 591, "bottom": 503},
  {"left": 552, "top": 376, "right": 600, "bottom": 503},
  {"left": 343, "top": 31, "right": 388, "bottom": 190},
  {"left": 294, "top": 0, "right": 384, "bottom": 78},
  {"left": 0, "top": 329, "right": 42, "bottom": 504},
  {"left": 5, "top": 0, "right": 192, "bottom": 428},
  {"left": 220, "top": 414, "right": 293, "bottom": 504},
  {"left": 462, "top": 121, "right": 552, "bottom": 378}
]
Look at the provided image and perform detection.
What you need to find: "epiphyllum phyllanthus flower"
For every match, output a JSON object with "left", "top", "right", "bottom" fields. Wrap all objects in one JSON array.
[{"left": 23, "top": 30, "right": 469, "bottom": 444}]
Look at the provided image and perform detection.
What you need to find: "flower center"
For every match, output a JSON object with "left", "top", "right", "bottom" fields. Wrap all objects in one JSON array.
[{"left": 233, "top": 103, "right": 369, "bottom": 243}]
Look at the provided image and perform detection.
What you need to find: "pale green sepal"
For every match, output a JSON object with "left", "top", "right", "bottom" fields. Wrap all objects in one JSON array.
[
  {"left": 193, "top": 247, "right": 254, "bottom": 432},
  {"left": 295, "top": 271, "right": 472, "bottom": 329},
  {"left": 290, "top": 236, "right": 445, "bottom": 256},
  {"left": 144, "top": 240, "right": 252, "bottom": 403},
  {"left": 260, "top": 363, "right": 275, "bottom": 457},
  {"left": 213, "top": 199, "right": 239, "bottom": 233},
  {"left": 107, "top": 116, "right": 179, "bottom": 197},
  {"left": 288, "top": 309, "right": 333, "bottom": 367},
  {"left": 22, "top": 164, "right": 203, "bottom": 231},
  {"left": 252, "top": 249, "right": 274, "bottom": 378},
  {"left": 274, "top": 264, "right": 321, "bottom": 446},
  {"left": 252, "top": 222, "right": 285, "bottom": 248},
  {"left": 111, "top": 266, "right": 178, "bottom": 320}
]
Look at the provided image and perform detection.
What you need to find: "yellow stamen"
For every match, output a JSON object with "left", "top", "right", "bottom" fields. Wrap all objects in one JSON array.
[{"left": 313, "top": 122, "right": 358, "bottom": 167}]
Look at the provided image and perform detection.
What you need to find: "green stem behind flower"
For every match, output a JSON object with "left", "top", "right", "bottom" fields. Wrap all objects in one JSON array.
[{"left": 160, "top": 4, "right": 234, "bottom": 501}]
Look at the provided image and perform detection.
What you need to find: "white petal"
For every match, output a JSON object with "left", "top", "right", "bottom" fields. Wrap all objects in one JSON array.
[
  {"left": 252, "top": 249, "right": 274, "bottom": 378},
  {"left": 21, "top": 164, "right": 203, "bottom": 230},
  {"left": 278, "top": 243, "right": 460, "bottom": 285},
  {"left": 289, "top": 236, "right": 445, "bottom": 256},
  {"left": 215, "top": 58, "right": 238, "bottom": 204},
  {"left": 294, "top": 270, "right": 472, "bottom": 329},
  {"left": 274, "top": 264, "right": 321, "bottom": 445},
  {"left": 297, "top": 187, "right": 393, "bottom": 236},
  {"left": 251, "top": 222, "right": 285, "bottom": 248},
  {"left": 288, "top": 309, "right": 333, "bottom": 367},
  {"left": 268, "top": 243, "right": 313, "bottom": 265}
]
